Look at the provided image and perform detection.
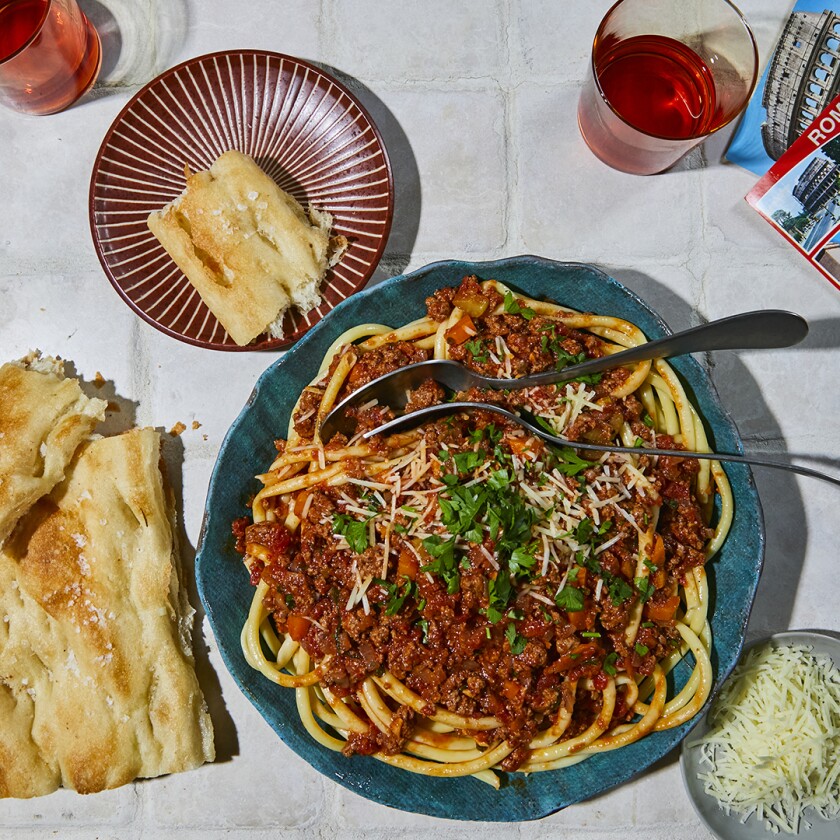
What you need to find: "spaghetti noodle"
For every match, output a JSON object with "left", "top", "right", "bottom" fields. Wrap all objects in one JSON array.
[{"left": 233, "top": 275, "right": 732, "bottom": 786}]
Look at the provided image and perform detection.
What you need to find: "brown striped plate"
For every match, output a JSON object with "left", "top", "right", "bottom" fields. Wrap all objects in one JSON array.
[{"left": 89, "top": 51, "right": 393, "bottom": 350}]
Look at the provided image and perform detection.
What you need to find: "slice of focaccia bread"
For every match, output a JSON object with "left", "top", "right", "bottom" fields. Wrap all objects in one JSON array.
[
  {"left": 0, "top": 428, "right": 214, "bottom": 798},
  {"left": 0, "top": 353, "right": 107, "bottom": 548},
  {"left": 147, "top": 150, "right": 347, "bottom": 346}
]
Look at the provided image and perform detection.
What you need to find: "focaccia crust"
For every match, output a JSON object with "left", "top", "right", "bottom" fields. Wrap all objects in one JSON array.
[{"left": 0, "top": 353, "right": 107, "bottom": 548}]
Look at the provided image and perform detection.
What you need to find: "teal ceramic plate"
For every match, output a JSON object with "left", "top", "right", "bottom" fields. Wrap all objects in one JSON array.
[{"left": 195, "top": 256, "right": 765, "bottom": 821}]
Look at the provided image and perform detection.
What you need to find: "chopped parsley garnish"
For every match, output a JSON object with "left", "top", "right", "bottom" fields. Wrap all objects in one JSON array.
[
  {"left": 534, "top": 414, "right": 558, "bottom": 436},
  {"left": 554, "top": 447, "right": 594, "bottom": 477},
  {"left": 420, "top": 535, "right": 460, "bottom": 594},
  {"left": 608, "top": 576, "right": 634, "bottom": 605},
  {"left": 373, "top": 577, "right": 416, "bottom": 616},
  {"left": 503, "top": 290, "right": 536, "bottom": 320},
  {"left": 555, "top": 347, "right": 586, "bottom": 370},
  {"left": 417, "top": 618, "right": 430, "bottom": 643},
  {"left": 634, "top": 576, "right": 655, "bottom": 603},
  {"left": 487, "top": 572, "right": 512, "bottom": 623},
  {"left": 284, "top": 594, "right": 295, "bottom": 609},
  {"left": 464, "top": 338, "right": 488, "bottom": 363},
  {"left": 438, "top": 483, "right": 486, "bottom": 543},
  {"left": 571, "top": 371, "right": 603, "bottom": 385},
  {"left": 452, "top": 449, "right": 485, "bottom": 473},
  {"left": 575, "top": 517, "right": 594, "bottom": 544},
  {"left": 509, "top": 545, "right": 538, "bottom": 578},
  {"left": 332, "top": 513, "right": 371, "bottom": 554},
  {"left": 505, "top": 622, "right": 527, "bottom": 655},
  {"left": 487, "top": 468, "right": 512, "bottom": 490},
  {"left": 555, "top": 586, "right": 584, "bottom": 612},
  {"left": 393, "top": 523, "right": 409, "bottom": 534}
]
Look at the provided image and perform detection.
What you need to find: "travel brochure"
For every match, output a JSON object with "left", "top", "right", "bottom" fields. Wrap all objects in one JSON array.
[
  {"left": 747, "top": 93, "right": 840, "bottom": 291},
  {"left": 726, "top": 0, "right": 840, "bottom": 290}
]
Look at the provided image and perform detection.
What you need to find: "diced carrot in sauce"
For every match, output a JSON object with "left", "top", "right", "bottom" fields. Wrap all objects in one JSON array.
[
  {"left": 644, "top": 595, "right": 681, "bottom": 622},
  {"left": 568, "top": 605, "right": 595, "bottom": 630},
  {"left": 287, "top": 613, "right": 310, "bottom": 641},
  {"left": 506, "top": 436, "right": 531, "bottom": 455},
  {"left": 445, "top": 314, "right": 478, "bottom": 345},
  {"left": 651, "top": 534, "right": 665, "bottom": 567},
  {"left": 397, "top": 548, "right": 419, "bottom": 580}
]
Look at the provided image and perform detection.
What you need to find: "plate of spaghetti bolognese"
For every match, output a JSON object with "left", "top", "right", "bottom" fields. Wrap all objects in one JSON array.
[{"left": 195, "top": 255, "right": 764, "bottom": 820}]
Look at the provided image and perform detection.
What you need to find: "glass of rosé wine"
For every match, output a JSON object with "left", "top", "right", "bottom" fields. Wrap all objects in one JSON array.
[
  {"left": 0, "top": 0, "right": 101, "bottom": 115},
  {"left": 578, "top": 0, "right": 758, "bottom": 175}
]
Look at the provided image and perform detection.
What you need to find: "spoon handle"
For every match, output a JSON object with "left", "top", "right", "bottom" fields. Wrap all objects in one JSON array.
[
  {"left": 488, "top": 310, "right": 809, "bottom": 391},
  {"left": 364, "top": 401, "right": 840, "bottom": 489}
]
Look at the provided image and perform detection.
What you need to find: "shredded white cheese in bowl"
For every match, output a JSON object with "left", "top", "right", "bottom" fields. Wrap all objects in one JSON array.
[{"left": 681, "top": 631, "right": 840, "bottom": 838}]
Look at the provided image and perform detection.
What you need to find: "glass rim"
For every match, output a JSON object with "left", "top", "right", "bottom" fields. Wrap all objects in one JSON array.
[
  {"left": 589, "top": 0, "right": 759, "bottom": 143},
  {"left": 0, "top": 0, "right": 54, "bottom": 67}
]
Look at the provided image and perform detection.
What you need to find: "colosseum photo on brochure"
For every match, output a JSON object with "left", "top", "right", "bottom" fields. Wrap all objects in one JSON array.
[
  {"left": 746, "top": 92, "right": 840, "bottom": 292},
  {"left": 726, "top": 0, "right": 840, "bottom": 175}
]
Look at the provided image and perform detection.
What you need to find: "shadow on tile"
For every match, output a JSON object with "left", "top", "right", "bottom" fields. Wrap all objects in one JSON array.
[
  {"left": 161, "top": 429, "right": 239, "bottom": 764},
  {"left": 78, "top": 0, "right": 190, "bottom": 98},
  {"left": 66, "top": 361, "right": 138, "bottom": 437},
  {"left": 312, "top": 63, "right": 421, "bottom": 285},
  {"left": 786, "top": 316, "right": 840, "bottom": 349}
]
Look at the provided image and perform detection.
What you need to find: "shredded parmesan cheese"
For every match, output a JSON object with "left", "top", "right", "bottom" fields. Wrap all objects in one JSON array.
[{"left": 690, "top": 642, "right": 840, "bottom": 834}]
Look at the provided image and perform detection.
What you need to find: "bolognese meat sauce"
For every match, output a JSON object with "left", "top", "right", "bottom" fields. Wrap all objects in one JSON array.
[{"left": 236, "top": 276, "right": 715, "bottom": 769}]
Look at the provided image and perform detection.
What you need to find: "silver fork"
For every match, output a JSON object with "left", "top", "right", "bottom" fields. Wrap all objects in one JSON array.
[
  {"left": 319, "top": 310, "right": 808, "bottom": 440},
  {"left": 362, "top": 401, "right": 840, "bottom": 488}
]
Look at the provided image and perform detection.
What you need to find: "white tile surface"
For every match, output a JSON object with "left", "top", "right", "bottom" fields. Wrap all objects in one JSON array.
[{"left": 1, "top": 1, "right": 839, "bottom": 838}]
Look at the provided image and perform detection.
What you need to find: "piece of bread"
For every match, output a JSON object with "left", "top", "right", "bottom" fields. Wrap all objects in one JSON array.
[
  {"left": 147, "top": 150, "right": 347, "bottom": 346},
  {"left": 0, "top": 352, "right": 107, "bottom": 548},
  {"left": 0, "top": 428, "right": 215, "bottom": 798}
]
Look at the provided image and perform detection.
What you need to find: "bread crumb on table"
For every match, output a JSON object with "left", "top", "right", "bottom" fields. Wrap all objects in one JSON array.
[{"left": 169, "top": 422, "right": 187, "bottom": 437}]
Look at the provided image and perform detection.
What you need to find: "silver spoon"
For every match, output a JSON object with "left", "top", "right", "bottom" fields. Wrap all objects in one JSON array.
[
  {"left": 361, "top": 401, "right": 840, "bottom": 488},
  {"left": 320, "top": 310, "right": 808, "bottom": 440}
]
